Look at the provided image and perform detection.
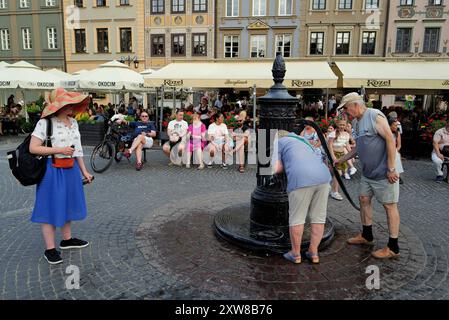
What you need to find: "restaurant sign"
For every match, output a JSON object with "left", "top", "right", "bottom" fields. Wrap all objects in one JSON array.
[
  {"left": 291, "top": 80, "right": 314, "bottom": 87},
  {"left": 163, "top": 79, "right": 184, "bottom": 87},
  {"left": 366, "top": 80, "right": 391, "bottom": 87}
]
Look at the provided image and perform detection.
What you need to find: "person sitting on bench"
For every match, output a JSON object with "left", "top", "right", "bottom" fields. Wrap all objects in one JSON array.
[
  {"left": 431, "top": 122, "right": 449, "bottom": 183},
  {"left": 121, "top": 111, "right": 156, "bottom": 171}
]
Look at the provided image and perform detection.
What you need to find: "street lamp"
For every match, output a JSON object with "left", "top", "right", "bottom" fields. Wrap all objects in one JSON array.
[{"left": 120, "top": 55, "right": 139, "bottom": 69}]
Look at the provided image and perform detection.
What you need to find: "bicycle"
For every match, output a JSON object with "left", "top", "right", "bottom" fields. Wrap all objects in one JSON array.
[{"left": 90, "top": 119, "right": 133, "bottom": 173}]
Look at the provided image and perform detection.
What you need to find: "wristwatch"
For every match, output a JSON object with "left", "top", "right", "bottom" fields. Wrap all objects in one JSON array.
[{"left": 388, "top": 168, "right": 396, "bottom": 173}]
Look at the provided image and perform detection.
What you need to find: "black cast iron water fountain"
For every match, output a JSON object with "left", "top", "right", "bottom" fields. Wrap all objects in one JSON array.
[{"left": 214, "top": 55, "right": 335, "bottom": 253}]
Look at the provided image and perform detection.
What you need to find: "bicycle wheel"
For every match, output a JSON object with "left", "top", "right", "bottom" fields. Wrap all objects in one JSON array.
[{"left": 91, "top": 141, "right": 115, "bottom": 173}]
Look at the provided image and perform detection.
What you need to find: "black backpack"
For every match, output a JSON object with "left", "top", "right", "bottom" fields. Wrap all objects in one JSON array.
[{"left": 6, "top": 118, "right": 52, "bottom": 186}]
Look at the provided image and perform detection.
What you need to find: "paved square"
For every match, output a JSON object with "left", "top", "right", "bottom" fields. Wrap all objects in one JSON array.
[{"left": 1, "top": 136, "right": 449, "bottom": 300}]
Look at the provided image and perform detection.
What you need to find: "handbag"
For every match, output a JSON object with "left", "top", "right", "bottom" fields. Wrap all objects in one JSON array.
[
  {"left": 52, "top": 157, "right": 75, "bottom": 169},
  {"left": 442, "top": 145, "right": 449, "bottom": 157}
]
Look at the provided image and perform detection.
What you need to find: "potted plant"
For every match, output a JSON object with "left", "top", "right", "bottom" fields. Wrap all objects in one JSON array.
[{"left": 77, "top": 114, "right": 104, "bottom": 146}]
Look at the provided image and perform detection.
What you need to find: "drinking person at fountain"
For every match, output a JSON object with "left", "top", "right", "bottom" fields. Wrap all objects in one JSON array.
[{"left": 273, "top": 130, "right": 332, "bottom": 264}]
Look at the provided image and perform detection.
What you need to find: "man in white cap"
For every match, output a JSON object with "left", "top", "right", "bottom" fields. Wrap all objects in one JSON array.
[{"left": 335, "top": 92, "right": 401, "bottom": 259}]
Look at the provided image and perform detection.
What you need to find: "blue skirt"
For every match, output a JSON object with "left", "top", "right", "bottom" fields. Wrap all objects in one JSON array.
[{"left": 31, "top": 158, "right": 87, "bottom": 227}]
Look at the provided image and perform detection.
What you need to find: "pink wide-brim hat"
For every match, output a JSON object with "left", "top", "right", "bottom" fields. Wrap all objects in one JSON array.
[{"left": 41, "top": 88, "right": 90, "bottom": 118}]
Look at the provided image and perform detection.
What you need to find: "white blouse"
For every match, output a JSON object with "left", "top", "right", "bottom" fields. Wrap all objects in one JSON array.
[{"left": 32, "top": 117, "right": 83, "bottom": 158}]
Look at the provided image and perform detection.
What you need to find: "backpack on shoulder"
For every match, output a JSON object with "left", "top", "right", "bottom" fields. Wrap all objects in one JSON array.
[{"left": 6, "top": 118, "right": 52, "bottom": 186}]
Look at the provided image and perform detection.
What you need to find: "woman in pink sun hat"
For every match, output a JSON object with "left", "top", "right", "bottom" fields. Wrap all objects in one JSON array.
[{"left": 29, "top": 88, "right": 93, "bottom": 265}]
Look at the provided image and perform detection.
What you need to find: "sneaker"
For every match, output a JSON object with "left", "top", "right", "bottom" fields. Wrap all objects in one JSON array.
[
  {"left": 60, "top": 238, "right": 90, "bottom": 250},
  {"left": 344, "top": 172, "right": 351, "bottom": 180},
  {"left": 186, "top": 164, "right": 191, "bottom": 169},
  {"left": 207, "top": 162, "right": 213, "bottom": 168},
  {"left": 222, "top": 164, "right": 229, "bottom": 170},
  {"left": 330, "top": 192, "right": 343, "bottom": 201},
  {"left": 349, "top": 167, "right": 357, "bottom": 175},
  {"left": 136, "top": 163, "right": 143, "bottom": 171},
  {"left": 44, "top": 249, "right": 63, "bottom": 265},
  {"left": 197, "top": 165, "right": 205, "bottom": 170},
  {"left": 436, "top": 175, "right": 444, "bottom": 183}
]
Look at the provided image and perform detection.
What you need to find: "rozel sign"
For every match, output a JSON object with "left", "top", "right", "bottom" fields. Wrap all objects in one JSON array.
[
  {"left": 291, "top": 80, "right": 314, "bottom": 87},
  {"left": 366, "top": 80, "right": 391, "bottom": 87},
  {"left": 163, "top": 79, "right": 183, "bottom": 87}
]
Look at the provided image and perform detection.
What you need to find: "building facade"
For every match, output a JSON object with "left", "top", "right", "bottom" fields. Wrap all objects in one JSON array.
[
  {"left": 62, "top": 0, "right": 145, "bottom": 73},
  {"left": 216, "top": 0, "right": 301, "bottom": 60},
  {"left": 0, "top": 0, "right": 65, "bottom": 69},
  {"left": 385, "top": 0, "right": 449, "bottom": 60},
  {"left": 144, "top": 0, "right": 215, "bottom": 68},
  {"left": 299, "top": 0, "right": 389, "bottom": 59}
]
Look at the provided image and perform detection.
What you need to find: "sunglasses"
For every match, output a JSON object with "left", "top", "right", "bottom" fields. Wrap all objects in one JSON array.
[{"left": 141, "top": 115, "right": 149, "bottom": 118}]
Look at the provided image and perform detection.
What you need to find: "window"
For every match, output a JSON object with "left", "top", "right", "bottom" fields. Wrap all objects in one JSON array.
[
  {"left": 120, "top": 0, "right": 130, "bottom": 5},
  {"left": 22, "top": 28, "right": 32, "bottom": 49},
  {"left": 193, "top": 0, "right": 207, "bottom": 12},
  {"left": 151, "top": 35, "right": 165, "bottom": 56},
  {"left": 0, "top": 28, "right": 10, "bottom": 50},
  {"left": 96, "top": 0, "right": 106, "bottom": 6},
  {"left": 361, "top": 31, "right": 376, "bottom": 55},
  {"left": 192, "top": 33, "right": 207, "bottom": 56},
  {"left": 312, "top": 0, "right": 326, "bottom": 10},
  {"left": 171, "top": 0, "right": 185, "bottom": 13},
  {"left": 423, "top": 27, "right": 440, "bottom": 53},
  {"left": 0, "top": 0, "right": 7, "bottom": 9},
  {"left": 172, "top": 34, "right": 185, "bottom": 56},
  {"left": 429, "top": 0, "right": 442, "bottom": 5},
  {"left": 276, "top": 34, "right": 291, "bottom": 57},
  {"left": 97, "top": 28, "right": 109, "bottom": 53},
  {"left": 120, "top": 28, "right": 132, "bottom": 52},
  {"left": 336, "top": 31, "right": 350, "bottom": 54},
  {"left": 46, "top": 0, "right": 56, "bottom": 6},
  {"left": 279, "top": 0, "right": 292, "bottom": 15},
  {"left": 338, "top": 0, "right": 352, "bottom": 9},
  {"left": 395, "top": 28, "right": 412, "bottom": 53},
  {"left": 224, "top": 35, "right": 239, "bottom": 57},
  {"left": 226, "top": 0, "right": 239, "bottom": 17},
  {"left": 151, "top": 0, "right": 164, "bottom": 13},
  {"left": 399, "top": 0, "right": 413, "bottom": 5},
  {"left": 250, "top": 35, "right": 266, "bottom": 58},
  {"left": 74, "top": 0, "right": 83, "bottom": 7},
  {"left": 47, "top": 27, "right": 58, "bottom": 49},
  {"left": 253, "top": 0, "right": 266, "bottom": 16},
  {"left": 19, "top": 0, "right": 29, "bottom": 8},
  {"left": 310, "top": 32, "right": 324, "bottom": 55},
  {"left": 365, "top": 0, "right": 379, "bottom": 9},
  {"left": 75, "top": 29, "right": 86, "bottom": 53}
]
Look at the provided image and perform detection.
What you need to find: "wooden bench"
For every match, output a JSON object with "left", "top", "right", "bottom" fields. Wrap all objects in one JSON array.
[
  {"left": 142, "top": 131, "right": 169, "bottom": 163},
  {"left": 443, "top": 157, "right": 449, "bottom": 183}
]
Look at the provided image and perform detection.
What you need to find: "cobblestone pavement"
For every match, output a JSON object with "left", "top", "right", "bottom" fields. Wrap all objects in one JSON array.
[{"left": 1, "top": 135, "right": 449, "bottom": 300}]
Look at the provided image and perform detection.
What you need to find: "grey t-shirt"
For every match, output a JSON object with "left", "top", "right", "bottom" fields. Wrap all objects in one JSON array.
[
  {"left": 353, "top": 108, "right": 388, "bottom": 180},
  {"left": 277, "top": 134, "right": 331, "bottom": 193}
]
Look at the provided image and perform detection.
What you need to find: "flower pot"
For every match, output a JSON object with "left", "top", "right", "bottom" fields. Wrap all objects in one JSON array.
[{"left": 79, "top": 123, "right": 105, "bottom": 146}]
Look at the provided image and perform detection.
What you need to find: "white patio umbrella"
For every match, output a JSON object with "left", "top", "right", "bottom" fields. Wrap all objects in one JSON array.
[
  {"left": 46, "top": 68, "right": 78, "bottom": 90},
  {"left": 140, "top": 68, "right": 156, "bottom": 76},
  {"left": 0, "top": 61, "right": 10, "bottom": 105},
  {"left": 76, "top": 60, "right": 144, "bottom": 92},
  {"left": 0, "top": 61, "right": 10, "bottom": 68},
  {"left": 0, "top": 61, "right": 61, "bottom": 121}
]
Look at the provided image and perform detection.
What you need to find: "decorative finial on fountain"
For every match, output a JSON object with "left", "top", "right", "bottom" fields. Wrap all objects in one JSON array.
[{"left": 272, "top": 53, "right": 286, "bottom": 87}]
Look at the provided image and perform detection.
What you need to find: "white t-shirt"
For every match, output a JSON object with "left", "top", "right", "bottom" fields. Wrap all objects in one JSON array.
[
  {"left": 110, "top": 113, "right": 125, "bottom": 122},
  {"left": 32, "top": 117, "right": 83, "bottom": 158},
  {"left": 168, "top": 120, "right": 188, "bottom": 138},
  {"left": 208, "top": 122, "right": 229, "bottom": 144},
  {"left": 328, "top": 131, "right": 350, "bottom": 149}
]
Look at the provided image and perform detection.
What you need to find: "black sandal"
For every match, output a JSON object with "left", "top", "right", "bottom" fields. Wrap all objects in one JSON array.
[{"left": 238, "top": 166, "right": 245, "bottom": 173}]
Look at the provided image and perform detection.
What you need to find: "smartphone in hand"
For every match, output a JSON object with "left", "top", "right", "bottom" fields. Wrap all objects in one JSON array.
[{"left": 82, "top": 176, "right": 94, "bottom": 185}]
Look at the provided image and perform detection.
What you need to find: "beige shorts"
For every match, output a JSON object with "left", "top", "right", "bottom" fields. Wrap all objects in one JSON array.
[
  {"left": 359, "top": 175, "right": 399, "bottom": 204},
  {"left": 288, "top": 183, "right": 330, "bottom": 226},
  {"left": 143, "top": 137, "right": 154, "bottom": 149}
]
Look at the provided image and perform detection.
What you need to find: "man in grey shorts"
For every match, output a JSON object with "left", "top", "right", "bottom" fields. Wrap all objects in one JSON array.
[
  {"left": 273, "top": 130, "right": 332, "bottom": 264},
  {"left": 335, "top": 92, "right": 401, "bottom": 259}
]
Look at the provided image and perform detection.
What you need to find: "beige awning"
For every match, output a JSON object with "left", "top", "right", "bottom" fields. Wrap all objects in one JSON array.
[
  {"left": 144, "top": 61, "right": 338, "bottom": 89},
  {"left": 336, "top": 61, "right": 449, "bottom": 90}
]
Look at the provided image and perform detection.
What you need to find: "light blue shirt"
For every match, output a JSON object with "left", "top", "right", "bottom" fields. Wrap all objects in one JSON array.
[{"left": 277, "top": 134, "right": 331, "bottom": 193}]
